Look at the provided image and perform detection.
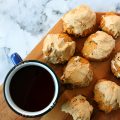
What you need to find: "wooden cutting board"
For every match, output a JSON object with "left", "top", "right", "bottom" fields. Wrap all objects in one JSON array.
[{"left": 1, "top": 12, "right": 120, "bottom": 120}]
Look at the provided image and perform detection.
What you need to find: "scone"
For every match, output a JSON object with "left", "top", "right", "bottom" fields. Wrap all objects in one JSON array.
[
  {"left": 61, "top": 56, "right": 93, "bottom": 87},
  {"left": 100, "top": 13, "right": 120, "bottom": 38},
  {"left": 61, "top": 95, "right": 93, "bottom": 120},
  {"left": 42, "top": 34, "right": 76, "bottom": 64},
  {"left": 111, "top": 52, "right": 120, "bottom": 78},
  {"left": 62, "top": 5, "right": 96, "bottom": 37},
  {"left": 94, "top": 79, "right": 120, "bottom": 113},
  {"left": 82, "top": 31, "right": 115, "bottom": 61}
]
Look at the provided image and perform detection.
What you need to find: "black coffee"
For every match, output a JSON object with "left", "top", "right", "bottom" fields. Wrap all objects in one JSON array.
[{"left": 10, "top": 65, "right": 55, "bottom": 112}]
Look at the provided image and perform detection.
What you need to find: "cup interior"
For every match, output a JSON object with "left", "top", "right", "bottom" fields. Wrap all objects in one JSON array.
[{"left": 4, "top": 61, "right": 59, "bottom": 117}]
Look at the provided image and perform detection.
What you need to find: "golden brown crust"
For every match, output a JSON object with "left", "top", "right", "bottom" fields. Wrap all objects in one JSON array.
[
  {"left": 94, "top": 88, "right": 114, "bottom": 113},
  {"left": 111, "top": 65, "right": 119, "bottom": 78},
  {"left": 42, "top": 33, "right": 76, "bottom": 64},
  {"left": 111, "top": 52, "right": 120, "bottom": 78},
  {"left": 82, "top": 34, "right": 97, "bottom": 60},
  {"left": 63, "top": 21, "right": 96, "bottom": 37},
  {"left": 82, "top": 49, "right": 114, "bottom": 62},
  {"left": 100, "top": 15, "right": 116, "bottom": 38},
  {"left": 100, "top": 13, "right": 120, "bottom": 38},
  {"left": 94, "top": 80, "right": 114, "bottom": 113},
  {"left": 62, "top": 5, "right": 96, "bottom": 37},
  {"left": 61, "top": 56, "right": 93, "bottom": 87},
  {"left": 58, "top": 33, "right": 73, "bottom": 42},
  {"left": 94, "top": 79, "right": 120, "bottom": 113},
  {"left": 82, "top": 31, "right": 115, "bottom": 61},
  {"left": 111, "top": 57, "right": 117, "bottom": 77},
  {"left": 61, "top": 95, "right": 93, "bottom": 120}
]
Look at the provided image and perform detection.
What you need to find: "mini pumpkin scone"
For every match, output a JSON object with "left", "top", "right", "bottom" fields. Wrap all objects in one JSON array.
[
  {"left": 61, "top": 95, "right": 93, "bottom": 120},
  {"left": 82, "top": 31, "right": 115, "bottom": 61},
  {"left": 94, "top": 79, "right": 120, "bottom": 113},
  {"left": 42, "top": 33, "right": 76, "bottom": 64},
  {"left": 111, "top": 52, "right": 120, "bottom": 78},
  {"left": 100, "top": 13, "right": 120, "bottom": 38},
  {"left": 61, "top": 56, "right": 93, "bottom": 87},
  {"left": 62, "top": 5, "right": 96, "bottom": 37}
]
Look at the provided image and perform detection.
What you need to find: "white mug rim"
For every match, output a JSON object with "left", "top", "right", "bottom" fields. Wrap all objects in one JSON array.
[{"left": 4, "top": 60, "right": 60, "bottom": 117}]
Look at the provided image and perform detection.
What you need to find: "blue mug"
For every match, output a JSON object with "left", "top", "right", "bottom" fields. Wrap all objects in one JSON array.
[{"left": 3, "top": 53, "right": 60, "bottom": 117}]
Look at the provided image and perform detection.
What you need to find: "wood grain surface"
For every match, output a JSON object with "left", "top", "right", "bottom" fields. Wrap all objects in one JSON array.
[{"left": 1, "top": 13, "right": 120, "bottom": 120}]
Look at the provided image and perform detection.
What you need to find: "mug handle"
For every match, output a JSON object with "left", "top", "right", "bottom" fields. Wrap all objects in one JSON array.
[{"left": 11, "top": 53, "right": 23, "bottom": 65}]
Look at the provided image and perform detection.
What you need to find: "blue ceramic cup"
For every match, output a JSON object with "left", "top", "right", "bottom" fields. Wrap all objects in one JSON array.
[{"left": 3, "top": 53, "right": 60, "bottom": 117}]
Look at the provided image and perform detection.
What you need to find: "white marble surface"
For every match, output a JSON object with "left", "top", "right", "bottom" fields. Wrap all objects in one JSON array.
[{"left": 0, "top": 0, "right": 120, "bottom": 84}]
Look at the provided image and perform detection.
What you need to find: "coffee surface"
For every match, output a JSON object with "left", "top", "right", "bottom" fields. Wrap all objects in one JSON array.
[{"left": 10, "top": 65, "right": 55, "bottom": 112}]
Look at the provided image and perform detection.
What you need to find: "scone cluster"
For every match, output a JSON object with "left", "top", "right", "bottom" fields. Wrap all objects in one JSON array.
[{"left": 42, "top": 4, "right": 120, "bottom": 120}]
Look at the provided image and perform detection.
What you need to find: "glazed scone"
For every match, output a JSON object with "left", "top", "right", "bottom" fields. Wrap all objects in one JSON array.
[
  {"left": 62, "top": 5, "right": 96, "bottom": 37},
  {"left": 42, "top": 34, "right": 76, "bottom": 64},
  {"left": 82, "top": 31, "right": 115, "bottom": 61},
  {"left": 100, "top": 13, "right": 120, "bottom": 38},
  {"left": 94, "top": 79, "right": 120, "bottom": 113},
  {"left": 61, "top": 56, "right": 93, "bottom": 87},
  {"left": 61, "top": 95, "right": 93, "bottom": 120},
  {"left": 111, "top": 52, "right": 120, "bottom": 78}
]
